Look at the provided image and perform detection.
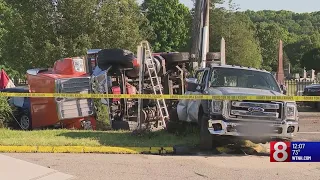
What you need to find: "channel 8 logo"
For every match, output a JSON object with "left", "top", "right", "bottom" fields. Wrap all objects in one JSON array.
[{"left": 270, "top": 141, "right": 291, "bottom": 162}]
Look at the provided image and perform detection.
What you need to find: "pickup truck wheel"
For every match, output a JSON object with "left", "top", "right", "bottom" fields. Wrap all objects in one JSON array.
[{"left": 199, "top": 114, "right": 213, "bottom": 150}]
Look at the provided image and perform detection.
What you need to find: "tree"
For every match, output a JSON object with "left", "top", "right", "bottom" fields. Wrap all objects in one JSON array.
[
  {"left": 1, "top": 0, "right": 151, "bottom": 74},
  {"left": 0, "top": 1, "right": 20, "bottom": 78},
  {"left": 284, "top": 36, "right": 315, "bottom": 73},
  {"left": 301, "top": 48, "right": 320, "bottom": 72},
  {"left": 209, "top": 5, "right": 262, "bottom": 68},
  {"left": 142, "top": 0, "right": 192, "bottom": 52},
  {"left": 255, "top": 23, "right": 289, "bottom": 71},
  {"left": 93, "top": 0, "right": 152, "bottom": 52},
  {"left": 54, "top": 0, "right": 150, "bottom": 55},
  {"left": 1, "top": 0, "right": 59, "bottom": 73}
]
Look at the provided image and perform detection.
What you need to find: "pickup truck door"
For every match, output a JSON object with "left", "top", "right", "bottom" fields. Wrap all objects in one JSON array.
[
  {"left": 186, "top": 69, "right": 209, "bottom": 122},
  {"left": 177, "top": 69, "right": 207, "bottom": 122}
]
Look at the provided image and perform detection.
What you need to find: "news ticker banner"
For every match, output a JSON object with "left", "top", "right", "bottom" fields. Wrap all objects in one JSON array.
[
  {"left": 270, "top": 141, "right": 320, "bottom": 162},
  {"left": 1, "top": 92, "right": 320, "bottom": 101}
]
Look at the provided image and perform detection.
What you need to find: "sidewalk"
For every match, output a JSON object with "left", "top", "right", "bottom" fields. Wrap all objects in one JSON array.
[{"left": 0, "top": 154, "right": 74, "bottom": 180}]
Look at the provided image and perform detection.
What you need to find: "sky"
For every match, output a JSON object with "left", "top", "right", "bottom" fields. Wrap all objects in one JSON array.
[{"left": 137, "top": 0, "right": 320, "bottom": 13}]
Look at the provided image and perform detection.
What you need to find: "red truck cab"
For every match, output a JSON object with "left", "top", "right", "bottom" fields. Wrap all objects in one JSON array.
[{"left": 26, "top": 57, "right": 96, "bottom": 130}]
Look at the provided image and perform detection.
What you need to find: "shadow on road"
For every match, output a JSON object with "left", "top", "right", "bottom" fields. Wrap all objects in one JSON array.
[
  {"left": 298, "top": 104, "right": 318, "bottom": 112},
  {"left": 58, "top": 130, "right": 270, "bottom": 157},
  {"left": 57, "top": 130, "right": 198, "bottom": 148}
]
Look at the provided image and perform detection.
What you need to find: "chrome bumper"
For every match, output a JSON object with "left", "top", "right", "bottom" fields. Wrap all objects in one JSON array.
[{"left": 208, "top": 119, "right": 299, "bottom": 139}]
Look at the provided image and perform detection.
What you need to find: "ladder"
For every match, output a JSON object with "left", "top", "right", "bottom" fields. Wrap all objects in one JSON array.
[{"left": 140, "top": 41, "right": 169, "bottom": 128}]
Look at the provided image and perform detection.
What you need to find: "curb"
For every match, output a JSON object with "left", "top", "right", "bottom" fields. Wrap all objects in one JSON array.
[{"left": 0, "top": 146, "right": 174, "bottom": 154}]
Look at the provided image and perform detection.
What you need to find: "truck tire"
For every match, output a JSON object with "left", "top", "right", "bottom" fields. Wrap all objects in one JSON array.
[
  {"left": 160, "top": 52, "right": 190, "bottom": 64},
  {"left": 199, "top": 113, "right": 213, "bottom": 150},
  {"left": 97, "top": 49, "right": 136, "bottom": 68}
]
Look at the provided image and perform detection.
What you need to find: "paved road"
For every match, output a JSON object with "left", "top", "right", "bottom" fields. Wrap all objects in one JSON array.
[
  {"left": 0, "top": 154, "right": 74, "bottom": 180},
  {"left": 2, "top": 111, "right": 320, "bottom": 180},
  {"left": 296, "top": 111, "right": 320, "bottom": 141},
  {"left": 4, "top": 153, "right": 320, "bottom": 180}
]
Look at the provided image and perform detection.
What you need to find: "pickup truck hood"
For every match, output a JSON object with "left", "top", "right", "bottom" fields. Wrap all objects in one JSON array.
[{"left": 208, "top": 87, "right": 284, "bottom": 96}]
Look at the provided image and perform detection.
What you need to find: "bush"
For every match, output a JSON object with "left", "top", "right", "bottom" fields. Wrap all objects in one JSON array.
[
  {"left": 0, "top": 97, "right": 14, "bottom": 128},
  {"left": 94, "top": 99, "right": 111, "bottom": 131}
]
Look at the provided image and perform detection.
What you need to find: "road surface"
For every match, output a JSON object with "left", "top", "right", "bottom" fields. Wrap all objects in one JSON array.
[
  {"left": 4, "top": 153, "right": 320, "bottom": 180},
  {"left": 296, "top": 112, "right": 320, "bottom": 141},
  {"left": 2, "top": 110, "right": 320, "bottom": 180}
]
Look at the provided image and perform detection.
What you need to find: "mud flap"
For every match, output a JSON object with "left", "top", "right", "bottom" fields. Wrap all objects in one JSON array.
[
  {"left": 186, "top": 91, "right": 203, "bottom": 122},
  {"left": 177, "top": 99, "right": 188, "bottom": 121},
  {"left": 177, "top": 91, "right": 201, "bottom": 122}
]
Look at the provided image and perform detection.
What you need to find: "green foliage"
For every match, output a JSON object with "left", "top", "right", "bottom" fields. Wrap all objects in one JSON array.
[
  {"left": 1, "top": 0, "right": 151, "bottom": 75},
  {"left": 1, "top": 0, "right": 61, "bottom": 73},
  {"left": 94, "top": 99, "right": 111, "bottom": 131},
  {"left": 210, "top": 7, "right": 262, "bottom": 68},
  {"left": 0, "top": 65, "right": 20, "bottom": 79},
  {"left": 1, "top": 0, "right": 320, "bottom": 79},
  {"left": 284, "top": 36, "right": 315, "bottom": 73},
  {"left": 245, "top": 10, "right": 320, "bottom": 72},
  {"left": 255, "top": 23, "right": 289, "bottom": 71},
  {"left": 142, "top": 0, "right": 192, "bottom": 52},
  {"left": 92, "top": 0, "right": 150, "bottom": 52},
  {"left": 0, "top": 97, "right": 13, "bottom": 128},
  {"left": 301, "top": 48, "right": 320, "bottom": 72}
]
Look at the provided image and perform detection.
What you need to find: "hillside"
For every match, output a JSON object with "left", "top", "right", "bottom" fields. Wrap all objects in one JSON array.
[{"left": 244, "top": 10, "right": 320, "bottom": 73}]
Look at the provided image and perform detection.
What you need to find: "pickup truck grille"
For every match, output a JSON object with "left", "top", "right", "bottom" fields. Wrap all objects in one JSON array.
[
  {"left": 228, "top": 101, "right": 283, "bottom": 121},
  {"left": 56, "top": 77, "right": 94, "bottom": 120}
]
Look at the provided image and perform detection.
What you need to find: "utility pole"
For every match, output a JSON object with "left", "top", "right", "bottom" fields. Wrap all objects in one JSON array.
[
  {"left": 200, "top": 0, "right": 210, "bottom": 68},
  {"left": 190, "top": 0, "right": 210, "bottom": 69},
  {"left": 190, "top": 0, "right": 202, "bottom": 69}
]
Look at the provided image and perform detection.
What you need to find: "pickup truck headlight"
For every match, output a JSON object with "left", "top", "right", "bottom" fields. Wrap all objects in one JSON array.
[
  {"left": 285, "top": 102, "right": 297, "bottom": 120},
  {"left": 211, "top": 101, "right": 223, "bottom": 114}
]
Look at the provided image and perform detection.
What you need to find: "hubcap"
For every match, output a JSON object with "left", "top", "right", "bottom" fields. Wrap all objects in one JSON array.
[{"left": 20, "top": 115, "right": 30, "bottom": 130}]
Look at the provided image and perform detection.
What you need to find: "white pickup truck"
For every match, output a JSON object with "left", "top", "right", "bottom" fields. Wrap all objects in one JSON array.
[{"left": 174, "top": 64, "right": 299, "bottom": 149}]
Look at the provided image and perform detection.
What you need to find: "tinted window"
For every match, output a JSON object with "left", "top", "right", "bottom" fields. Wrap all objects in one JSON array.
[{"left": 210, "top": 67, "right": 281, "bottom": 92}]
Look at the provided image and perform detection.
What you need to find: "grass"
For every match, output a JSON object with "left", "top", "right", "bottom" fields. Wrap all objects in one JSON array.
[
  {"left": 0, "top": 129, "right": 270, "bottom": 155},
  {"left": 0, "top": 128, "right": 199, "bottom": 147}
]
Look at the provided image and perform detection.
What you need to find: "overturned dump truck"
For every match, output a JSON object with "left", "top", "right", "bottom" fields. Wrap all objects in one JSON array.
[
  {"left": 173, "top": 60, "right": 299, "bottom": 149},
  {"left": 88, "top": 42, "right": 191, "bottom": 131}
]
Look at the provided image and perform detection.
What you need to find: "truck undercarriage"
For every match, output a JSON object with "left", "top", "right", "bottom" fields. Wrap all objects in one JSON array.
[{"left": 88, "top": 42, "right": 191, "bottom": 131}]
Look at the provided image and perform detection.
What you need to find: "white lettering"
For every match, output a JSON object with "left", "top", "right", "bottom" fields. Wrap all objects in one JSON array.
[{"left": 292, "top": 156, "right": 312, "bottom": 161}]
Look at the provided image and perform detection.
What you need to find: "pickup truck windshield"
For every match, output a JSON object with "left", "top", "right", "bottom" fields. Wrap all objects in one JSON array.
[{"left": 210, "top": 67, "right": 281, "bottom": 92}]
